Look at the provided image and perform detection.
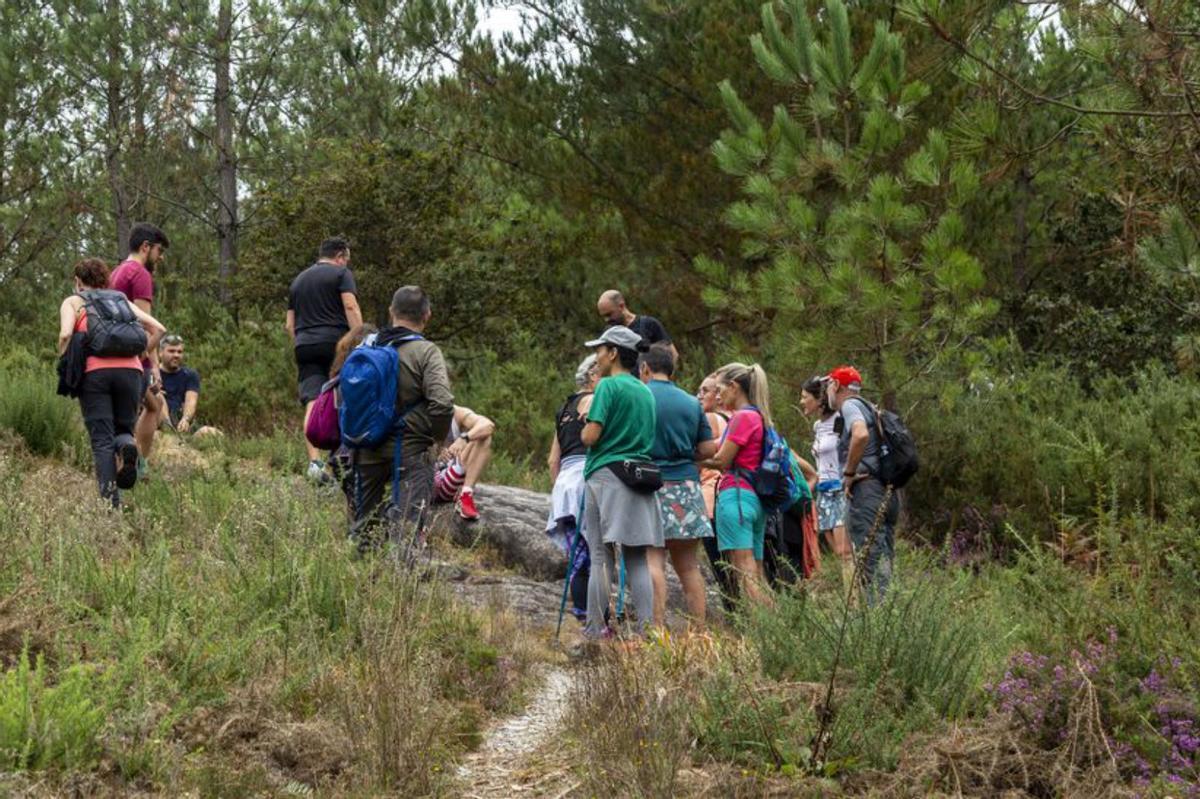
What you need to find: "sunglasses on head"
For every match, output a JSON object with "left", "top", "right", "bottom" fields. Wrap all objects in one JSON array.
[{"left": 162, "top": 334, "right": 183, "bottom": 346}]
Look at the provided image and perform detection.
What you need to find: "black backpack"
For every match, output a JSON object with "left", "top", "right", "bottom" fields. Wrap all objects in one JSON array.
[
  {"left": 849, "top": 398, "right": 919, "bottom": 489},
  {"left": 79, "top": 289, "right": 147, "bottom": 357}
]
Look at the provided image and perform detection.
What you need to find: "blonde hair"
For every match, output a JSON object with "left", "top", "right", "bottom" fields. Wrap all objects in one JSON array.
[{"left": 716, "top": 362, "right": 773, "bottom": 427}]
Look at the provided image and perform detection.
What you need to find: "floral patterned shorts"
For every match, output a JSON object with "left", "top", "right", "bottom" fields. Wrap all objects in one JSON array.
[
  {"left": 656, "top": 480, "right": 714, "bottom": 541},
  {"left": 816, "top": 489, "right": 847, "bottom": 531}
]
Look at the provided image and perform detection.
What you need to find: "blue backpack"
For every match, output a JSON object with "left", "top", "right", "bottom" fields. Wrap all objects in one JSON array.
[
  {"left": 739, "top": 407, "right": 803, "bottom": 512},
  {"left": 339, "top": 333, "right": 424, "bottom": 507}
]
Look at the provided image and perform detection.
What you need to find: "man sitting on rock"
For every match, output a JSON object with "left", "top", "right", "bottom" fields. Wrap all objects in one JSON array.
[
  {"left": 159, "top": 334, "right": 220, "bottom": 437},
  {"left": 434, "top": 405, "right": 495, "bottom": 521}
]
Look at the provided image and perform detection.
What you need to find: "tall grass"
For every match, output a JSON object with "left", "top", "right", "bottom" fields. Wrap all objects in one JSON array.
[
  {"left": 0, "top": 441, "right": 533, "bottom": 794},
  {"left": 0, "top": 370, "right": 87, "bottom": 462}
]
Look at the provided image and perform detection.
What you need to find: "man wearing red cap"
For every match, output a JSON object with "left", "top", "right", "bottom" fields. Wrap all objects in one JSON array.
[{"left": 827, "top": 366, "right": 900, "bottom": 604}]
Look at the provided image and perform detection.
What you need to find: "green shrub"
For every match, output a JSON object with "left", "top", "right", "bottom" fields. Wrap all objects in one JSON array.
[
  {"left": 908, "top": 365, "right": 1200, "bottom": 541},
  {"left": 739, "top": 563, "right": 997, "bottom": 772},
  {"left": 0, "top": 649, "right": 108, "bottom": 771},
  {"left": 0, "top": 369, "right": 87, "bottom": 461}
]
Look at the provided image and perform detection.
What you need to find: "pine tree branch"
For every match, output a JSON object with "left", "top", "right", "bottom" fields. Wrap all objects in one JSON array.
[{"left": 919, "top": 11, "right": 1196, "bottom": 118}]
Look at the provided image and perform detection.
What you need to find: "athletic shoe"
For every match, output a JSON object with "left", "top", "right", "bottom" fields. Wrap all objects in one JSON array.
[
  {"left": 115, "top": 440, "right": 139, "bottom": 490},
  {"left": 306, "top": 459, "right": 333, "bottom": 485},
  {"left": 457, "top": 491, "right": 480, "bottom": 521},
  {"left": 136, "top": 456, "right": 149, "bottom": 482}
]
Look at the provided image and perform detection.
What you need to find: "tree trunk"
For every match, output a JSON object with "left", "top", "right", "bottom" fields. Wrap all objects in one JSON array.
[
  {"left": 1012, "top": 165, "right": 1031, "bottom": 292},
  {"left": 215, "top": 0, "right": 238, "bottom": 307},
  {"left": 105, "top": 0, "right": 129, "bottom": 258}
]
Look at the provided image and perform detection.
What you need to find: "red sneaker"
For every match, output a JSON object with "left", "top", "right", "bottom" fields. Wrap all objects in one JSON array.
[{"left": 457, "top": 491, "right": 480, "bottom": 521}]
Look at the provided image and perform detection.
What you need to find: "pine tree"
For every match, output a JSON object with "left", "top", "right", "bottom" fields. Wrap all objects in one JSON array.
[{"left": 698, "top": 0, "right": 994, "bottom": 404}]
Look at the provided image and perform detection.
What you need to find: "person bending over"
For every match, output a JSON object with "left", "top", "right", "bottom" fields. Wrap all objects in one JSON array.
[
  {"left": 434, "top": 405, "right": 495, "bottom": 521},
  {"left": 596, "top": 289, "right": 677, "bottom": 361}
]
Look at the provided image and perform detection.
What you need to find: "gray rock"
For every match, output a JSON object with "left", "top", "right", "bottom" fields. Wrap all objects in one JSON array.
[{"left": 448, "top": 483, "right": 567, "bottom": 581}]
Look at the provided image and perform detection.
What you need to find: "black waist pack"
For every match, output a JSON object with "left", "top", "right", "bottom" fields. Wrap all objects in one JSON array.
[{"left": 607, "top": 459, "right": 663, "bottom": 494}]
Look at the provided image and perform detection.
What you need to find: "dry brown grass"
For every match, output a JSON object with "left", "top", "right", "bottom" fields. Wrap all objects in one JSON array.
[{"left": 869, "top": 693, "right": 1136, "bottom": 799}]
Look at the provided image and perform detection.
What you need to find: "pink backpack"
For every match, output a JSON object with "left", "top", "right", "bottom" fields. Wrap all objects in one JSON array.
[{"left": 305, "top": 377, "right": 341, "bottom": 451}]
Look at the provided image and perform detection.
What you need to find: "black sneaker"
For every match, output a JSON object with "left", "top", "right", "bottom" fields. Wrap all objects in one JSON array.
[{"left": 115, "top": 440, "right": 139, "bottom": 490}]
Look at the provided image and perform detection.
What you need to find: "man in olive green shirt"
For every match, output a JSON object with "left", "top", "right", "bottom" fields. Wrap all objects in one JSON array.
[{"left": 350, "top": 286, "right": 454, "bottom": 551}]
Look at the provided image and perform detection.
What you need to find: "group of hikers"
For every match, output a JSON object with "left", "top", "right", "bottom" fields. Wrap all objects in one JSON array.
[
  {"left": 545, "top": 326, "right": 901, "bottom": 641},
  {"left": 57, "top": 231, "right": 908, "bottom": 640},
  {"left": 56, "top": 224, "right": 218, "bottom": 508}
]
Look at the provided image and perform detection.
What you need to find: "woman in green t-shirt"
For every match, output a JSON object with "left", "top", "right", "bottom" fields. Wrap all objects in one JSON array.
[{"left": 579, "top": 325, "right": 662, "bottom": 640}]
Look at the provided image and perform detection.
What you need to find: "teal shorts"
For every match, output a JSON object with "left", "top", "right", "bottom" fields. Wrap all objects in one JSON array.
[{"left": 715, "top": 488, "right": 765, "bottom": 560}]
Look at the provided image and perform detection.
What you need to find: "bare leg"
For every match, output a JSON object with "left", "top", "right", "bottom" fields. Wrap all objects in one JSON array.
[
  {"left": 302, "top": 400, "right": 320, "bottom": 463},
  {"left": 458, "top": 434, "right": 493, "bottom": 490},
  {"left": 135, "top": 389, "right": 162, "bottom": 461},
  {"left": 728, "top": 549, "right": 769, "bottom": 606},
  {"left": 666, "top": 539, "right": 706, "bottom": 626},
  {"left": 824, "top": 525, "right": 855, "bottom": 601},
  {"left": 647, "top": 547, "right": 668, "bottom": 628}
]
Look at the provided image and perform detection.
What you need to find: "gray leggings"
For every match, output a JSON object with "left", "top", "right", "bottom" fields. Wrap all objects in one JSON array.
[{"left": 584, "top": 533, "right": 654, "bottom": 638}]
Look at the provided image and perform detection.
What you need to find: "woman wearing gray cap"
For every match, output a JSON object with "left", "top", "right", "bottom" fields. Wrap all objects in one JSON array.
[{"left": 579, "top": 325, "right": 662, "bottom": 640}]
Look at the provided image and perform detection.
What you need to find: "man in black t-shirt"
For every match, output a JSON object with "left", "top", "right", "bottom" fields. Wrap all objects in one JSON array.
[
  {"left": 286, "top": 236, "right": 363, "bottom": 481},
  {"left": 596, "top": 289, "right": 678, "bottom": 360}
]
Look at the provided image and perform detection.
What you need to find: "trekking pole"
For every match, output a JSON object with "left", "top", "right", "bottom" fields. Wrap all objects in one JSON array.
[
  {"left": 555, "top": 493, "right": 588, "bottom": 641},
  {"left": 810, "top": 483, "right": 894, "bottom": 769},
  {"left": 614, "top": 545, "right": 627, "bottom": 622},
  {"left": 555, "top": 531, "right": 584, "bottom": 641}
]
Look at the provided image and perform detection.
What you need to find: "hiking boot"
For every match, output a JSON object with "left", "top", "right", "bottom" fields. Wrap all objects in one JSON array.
[
  {"left": 115, "top": 439, "right": 139, "bottom": 490},
  {"left": 306, "top": 459, "right": 333, "bottom": 485},
  {"left": 567, "top": 627, "right": 614, "bottom": 660},
  {"left": 456, "top": 491, "right": 480, "bottom": 521}
]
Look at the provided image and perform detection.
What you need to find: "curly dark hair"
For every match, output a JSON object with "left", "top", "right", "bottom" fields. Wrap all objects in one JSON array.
[{"left": 74, "top": 258, "right": 110, "bottom": 289}]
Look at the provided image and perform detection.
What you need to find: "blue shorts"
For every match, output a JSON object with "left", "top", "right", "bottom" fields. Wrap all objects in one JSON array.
[{"left": 715, "top": 488, "right": 765, "bottom": 560}]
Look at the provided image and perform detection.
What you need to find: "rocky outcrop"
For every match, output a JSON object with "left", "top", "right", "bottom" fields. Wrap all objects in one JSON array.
[{"left": 447, "top": 484, "right": 566, "bottom": 581}]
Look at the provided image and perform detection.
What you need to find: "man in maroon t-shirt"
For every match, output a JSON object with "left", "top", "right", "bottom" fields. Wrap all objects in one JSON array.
[{"left": 110, "top": 222, "right": 169, "bottom": 474}]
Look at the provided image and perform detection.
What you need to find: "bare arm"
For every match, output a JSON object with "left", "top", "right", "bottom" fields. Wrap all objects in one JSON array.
[
  {"left": 695, "top": 439, "right": 717, "bottom": 461},
  {"left": 458, "top": 407, "right": 496, "bottom": 440},
  {"left": 127, "top": 299, "right": 166, "bottom": 352},
  {"left": 581, "top": 421, "right": 603, "bottom": 448},
  {"left": 285, "top": 309, "right": 295, "bottom": 343},
  {"left": 795, "top": 455, "right": 818, "bottom": 492},
  {"left": 548, "top": 434, "right": 562, "bottom": 481},
  {"left": 700, "top": 438, "right": 741, "bottom": 472},
  {"left": 843, "top": 421, "right": 870, "bottom": 490},
  {"left": 178, "top": 391, "right": 199, "bottom": 432},
  {"left": 341, "top": 292, "right": 362, "bottom": 331},
  {"left": 57, "top": 297, "right": 79, "bottom": 355}
]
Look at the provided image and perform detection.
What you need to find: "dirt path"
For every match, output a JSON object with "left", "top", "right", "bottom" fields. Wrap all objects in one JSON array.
[{"left": 455, "top": 665, "right": 578, "bottom": 798}]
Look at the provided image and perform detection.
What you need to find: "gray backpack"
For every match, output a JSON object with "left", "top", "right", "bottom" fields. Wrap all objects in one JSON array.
[{"left": 79, "top": 290, "right": 147, "bottom": 357}]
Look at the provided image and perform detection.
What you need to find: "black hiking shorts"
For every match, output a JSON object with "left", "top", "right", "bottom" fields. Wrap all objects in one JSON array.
[{"left": 295, "top": 340, "right": 337, "bottom": 405}]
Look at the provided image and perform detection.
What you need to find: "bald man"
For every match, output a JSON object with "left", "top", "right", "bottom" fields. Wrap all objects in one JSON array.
[{"left": 596, "top": 290, "right": 677, "bottom": 359}]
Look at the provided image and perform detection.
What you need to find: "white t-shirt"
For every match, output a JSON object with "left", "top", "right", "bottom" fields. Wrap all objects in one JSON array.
[{"left": 812, "top": 415, "right": 842, "bottom": 483}]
